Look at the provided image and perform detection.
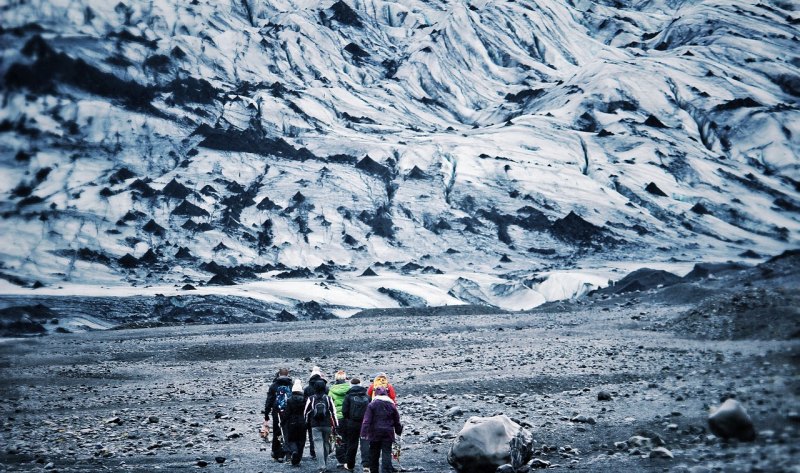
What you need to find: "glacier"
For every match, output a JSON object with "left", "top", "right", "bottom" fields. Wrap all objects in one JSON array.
[{"left": 0, "top": 0, "right": 798, "bottom": 313}]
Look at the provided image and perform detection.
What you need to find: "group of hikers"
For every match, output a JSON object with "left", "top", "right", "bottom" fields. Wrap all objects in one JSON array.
[{"left": 262, "top": 366, "right": 403, "bottom": 473}]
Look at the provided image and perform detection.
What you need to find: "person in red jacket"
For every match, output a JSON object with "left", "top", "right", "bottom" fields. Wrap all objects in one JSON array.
[{"left": 366, "top": 373, "right": 396, "bottom": 404}]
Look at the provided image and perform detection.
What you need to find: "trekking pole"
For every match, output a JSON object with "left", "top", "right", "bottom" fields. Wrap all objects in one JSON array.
[
  {"left": 392, "top": 435, "right": 403, "bottom": 471},
  {"left": 278, "top": 412, "right": 289, "bottom": 454}
]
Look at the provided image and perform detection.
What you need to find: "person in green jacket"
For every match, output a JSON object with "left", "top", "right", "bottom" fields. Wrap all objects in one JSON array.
[{"left": 328, "top": 370, "right": 351, "bottom": 467}]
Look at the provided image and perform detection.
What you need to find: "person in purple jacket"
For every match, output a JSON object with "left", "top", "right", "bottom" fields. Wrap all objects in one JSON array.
[{"left": 360, "top": 386, "right": 402, "bottom": 473}]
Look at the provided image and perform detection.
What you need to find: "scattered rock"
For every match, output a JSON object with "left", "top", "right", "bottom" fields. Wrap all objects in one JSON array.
[
  {"left": 645, "top": 182, "right": 668, "bottom": 197},
  {"left": 597, "top": 391, "right": 612, "bottom": 401},
  {"left": 215, "top": 456, "right": 226, "bottom": 464},
  {"left": 570, "top": 414, "right": 596, "bottom": 424},
  {"left": 708, "top": 398, "right": 756, "bottom": 441},
  {"left": 448, "top": 414, "right": 533, "bottom": 473},
  {"left": 148, "top": 416, "right": 159, "bottom": 423},
  {"left": 529, "top": 458, "right": 551, "bottom": 468},
  {"left": 644, "top": 115, "right": 668, "bottom": 128},
  {"left": 649, "top": 446, "right": 674, "bottom": 459}
]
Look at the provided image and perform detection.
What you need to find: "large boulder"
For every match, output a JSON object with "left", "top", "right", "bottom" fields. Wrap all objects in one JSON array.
[
  {"left": 708, "top": 399, "right": 756, "bottom": 441},
  {"left": 448, "top": 415, "right": 533, "bottom": 473}
]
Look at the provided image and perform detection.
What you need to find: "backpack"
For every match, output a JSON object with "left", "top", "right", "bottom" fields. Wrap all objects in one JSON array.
[
  {"left": 275, "top": 385, "right": 291, "bottom": 412},
  {"left": 312, "top": 394, "right": 330, "bottom": 420},
  {"left": 349, "top": 394, "right": 370, "bottom": 421}
]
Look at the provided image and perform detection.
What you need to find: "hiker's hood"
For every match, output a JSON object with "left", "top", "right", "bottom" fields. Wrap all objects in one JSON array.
[
  {"left": 373, "top": 395, "right": 394, "bottom": 404},
  {"left": 347, "top": 385, "right": 368, "bottom": 396},
  {"left": 329, "top": 382, "right": 351, "bottom": 396},
  {"left": 274, "top": 376, "right": 292, "bottom": 386}
]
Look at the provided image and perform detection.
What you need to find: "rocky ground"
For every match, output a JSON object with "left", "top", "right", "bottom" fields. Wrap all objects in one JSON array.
[{"left": 1, "top": 253, "right": 798, "bottom": 473}]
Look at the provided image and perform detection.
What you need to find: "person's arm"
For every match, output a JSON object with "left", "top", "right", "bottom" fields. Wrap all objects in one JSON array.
[
  {"left": 342, "top": 394, "right": 351, "bottom": 421},
  {"left": 393, "top": 405, "right": 403, "bottom": 435},
  {"left": 264, "top": 385, "right": 275, "bottom": 420},
  {"left": 329, "top": 397, "right": 338, "bottom": 429},
  {"left": 303, "top": 397, "right": 312, "bottom": 422},
  {"left": 360, "top": 404, "right": 373, "bottom": 439}
]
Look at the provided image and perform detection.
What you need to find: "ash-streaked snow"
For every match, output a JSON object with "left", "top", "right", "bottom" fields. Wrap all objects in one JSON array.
[{"left": 0, "top": 0, "right": 797, "bottom": 316}]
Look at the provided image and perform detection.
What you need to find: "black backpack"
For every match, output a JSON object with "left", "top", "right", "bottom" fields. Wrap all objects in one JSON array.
[
  {"left": 312, "top": 394, "right": 330, "bottom": 420},
  {"left": 349, "top": 394, "right": 370, "bottom": 421}
]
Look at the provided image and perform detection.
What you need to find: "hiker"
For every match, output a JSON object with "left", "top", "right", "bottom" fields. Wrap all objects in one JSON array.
[
  {"left": 304, "top": 366, "right": 328, "bottom": 459},
  {"left": 264, "top": 368, "right": 293, "bottom": 462},
  {"left": 283, "top": 379, "right": 308, "bottom": 466},
  {"left": 360, "top": 386, "right": 402, "bottom": 473},
  {"left": 329, "top": 370, "right": 351, "bottom": 467},
  {"left": 367, "top": 373, "right": 396, "bottom": 404},
  {"left": 304, "top": 378, "right": 338, "bottom": 472},
  {"left": 342, "top": 377, "right": 371, "bottom": 472}
]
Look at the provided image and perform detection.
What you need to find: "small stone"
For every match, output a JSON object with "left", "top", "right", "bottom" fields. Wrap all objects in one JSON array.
[
  {"left": 529, "top": 458, "right": 550, "bottom": 468},
  {"left": 570, "top": 414, "right": 596, "bottom": 424},
  {"left": 105, "top": 417, "right": 122, "bottom": 425},
  {"left": 627, "top": 436, "right": 652, "bottom": 448},
  {"left": 649, "top": 447, "right": 674, "bottom": 459},
  {"left": 496, "top": 464, "right": 515, "bottom": 473},
  {"left": 44, "top": 463, "right": 54, "bottom": 469},
  {"left": 667, "top": 423, "right": 678, "bottom": 430},
  {"left": 597, "top": 391, "right": 612, "bottom": 401},
  {"left": 197, "top": 460, "right": 208, "bottom": 467},
  {"left": 148, "top": 416, "right": 159, "bottom": 424},
  {"left": 215, "top": 456, "right": 226, "bottom": 464},
  {"left": 446, "top": 406, "right": 464, "bottom": 417}
]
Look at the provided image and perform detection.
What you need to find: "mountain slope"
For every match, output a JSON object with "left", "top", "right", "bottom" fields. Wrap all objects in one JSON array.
[{"left": 0, "top": 0, "right": 797, "bottom": 311}]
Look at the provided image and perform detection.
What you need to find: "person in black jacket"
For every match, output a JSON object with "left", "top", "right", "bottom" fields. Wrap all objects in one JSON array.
[
  {"left": 264, "top": 368, "right": 293, "bottom": 462},
  {"left": 284, "top": 379, "right": 307, "bottom": 466},
  {"left": 342, "top": 378, "right": 371, "bottom": 472},
  {"left": 303, "top": 366, "right": 328, "bottom": 459}
]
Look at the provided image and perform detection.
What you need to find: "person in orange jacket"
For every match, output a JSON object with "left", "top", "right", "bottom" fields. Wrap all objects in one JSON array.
[{"left": 366, "top": 373, "right": 396, "bottom": 404}]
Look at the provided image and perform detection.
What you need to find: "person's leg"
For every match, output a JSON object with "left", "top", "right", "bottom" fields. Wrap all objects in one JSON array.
[
  {"left": 271, "top": 413, "right": 284, "bottom": 460},
  {"left": 312, "top": 428, "right": 328, "bottom": 470},
  {"left": 380, "top": 440, "right": 393, "bottom": 473},
  {"left": 308, "top": 424, "right": 316, "bottom": 458},
  {"left": 335, "top": 427, "right": 347, "bottom": 465},
  {"left": 360, "top": 437, "right": 371, "bottom": 469},
  {"left": 295, "top": 427, "right": 306, "bottom": 465},
  {"left": 345, "top": 422, "right": 358, "bottom": 469},
  {"left": 368, "top": 441, "right": 381, "bottom": 473},
  {"left": 321, "top": 426, "right": 332, "bottom": 468}
]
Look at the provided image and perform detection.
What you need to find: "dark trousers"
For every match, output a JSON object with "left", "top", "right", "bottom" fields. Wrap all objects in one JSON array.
[
  {"left": 335, "top": 432, "right": 347, "bottom": 464},
  {"left": 307, "top": 424, "right": 316, "bottom": 457},
  {"left": 271, "top": 411, "right": 286, "bottom": 459},
  {"left": 345, "top": 420, "right": 369, "bottom": 468},
  {"left": 369, "top": 439, "right": 393, "bottom": 473},
  {"left": 285, "top": 429, "right": 306, "bottom": 465}
]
